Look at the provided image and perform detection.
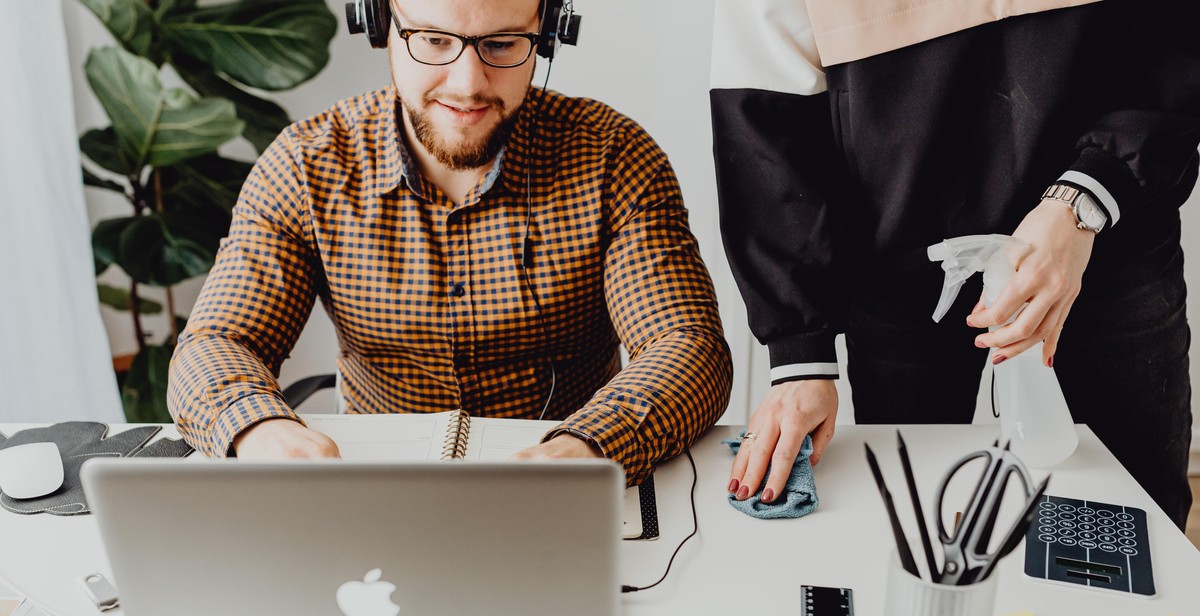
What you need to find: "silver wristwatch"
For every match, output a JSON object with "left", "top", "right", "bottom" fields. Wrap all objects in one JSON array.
[{"left": 1042, "top": 184, "right": 1107, "bottom": 234}]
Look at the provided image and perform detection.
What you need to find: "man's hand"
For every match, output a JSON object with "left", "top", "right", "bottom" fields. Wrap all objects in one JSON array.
[
  {"left": 510, "top": 434, "right": 603, "bottom": 460},
  {"left": 730, "top": 379, "right": 837, "bottom": 503},
  {"left": 232, "top": 418, "right": 341, "bottom": 459},
  {"left": 967, "top": 198, "right": 1096, "bottom": 366}
]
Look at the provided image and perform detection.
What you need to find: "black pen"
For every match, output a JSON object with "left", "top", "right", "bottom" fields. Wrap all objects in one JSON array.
[
  {"left": 865, "top": 443, "right": 919, "bottom": 577},
  {"left": 897, "top": 431, "right": 939, "bottom": 582}
]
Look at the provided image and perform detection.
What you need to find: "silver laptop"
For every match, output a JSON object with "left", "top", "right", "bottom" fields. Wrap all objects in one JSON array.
[{"left": 81, "top": 459, "right": 623, "bottom": 616}]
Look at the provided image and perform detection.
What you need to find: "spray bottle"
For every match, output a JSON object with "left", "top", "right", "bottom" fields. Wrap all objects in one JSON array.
[{"left": 927, "top": 234, "right": 1077, "bottom": 468}]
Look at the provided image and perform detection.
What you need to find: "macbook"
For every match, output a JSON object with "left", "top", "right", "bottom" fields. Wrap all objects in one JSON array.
[{"left": 81, "top": 459, "right": 623, "bottom": 616}]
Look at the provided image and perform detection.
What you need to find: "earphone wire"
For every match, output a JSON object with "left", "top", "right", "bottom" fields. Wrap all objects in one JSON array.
[
  {"left": 621, "top": 448, "right": 699, "bottom": 593},
  {"left": 529, "top": 60, "right": 556, "bottom": 421}
]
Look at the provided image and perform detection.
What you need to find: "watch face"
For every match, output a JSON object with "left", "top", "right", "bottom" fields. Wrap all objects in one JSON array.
[{"left": 1076, "top": 195, "right": 1107, "bottom": 231}]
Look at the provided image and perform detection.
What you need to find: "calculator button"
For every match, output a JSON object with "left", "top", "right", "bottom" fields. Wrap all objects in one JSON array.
[
  {"left": 1059, "top": 537, "right": 1078, "bottom": 547},
  {"left": 1039, "top": 534, "right": 1058, "bottom": 544},
  {"left": 1099, "top": 534, "right": 1116, "bottom": 544},
  {"left": 1059, "top": 512, "right": 1077, "bottom": 521},
  {"left": 1039, "top": 516, "right": 1057, "bottom": 526},
  {"left": 1079, "top": 515, "right": 1096, "bottom": 524},
  {"left": 1059, "top": 529, "right": 1077, "bottom": 538},
  {"left": 1059, "top": 504, "right": 1077, "bottom": 513},
  {"left": 1116, "top": 513, "right": 1134, "bottom": 522},
  {"left": 1119, "top": 538, "right": 1137, "bottom": 547},
  {"left": 1119, "top": 546, "right": 1138, "bottom": 556},
  {"left": 1118, "top": 529, "right": 1135, "bottom": 539},
  {"left": 1078, "top": 539, "right": 1098, "bottom": 550},
  {"left": 1060, "top": 520, "right": 1078, "bottom": 530},
  {"left": 1038, "top": 525, "right": 1057, "bottom": 535},
  {"left": 1098, "top": 520, "right": 1116, "bottom": 531},
  {"left": 1099, "top": 543, "right": 1117, "bottom": 553},
  {"left": 1040, "top": 501, "right": 1057, "bottom": 511},
  {"left": 1117, "top": 521, "right": 1135, "bottom": 530},
  {"left": 1079, "top": 531, "right": 1097, "bottom": 541},
  {"left": 1078, "top": 507, "right": 1096, "bottom": 516},
  {"left": 1078, "top": 523, "right": 1097, "bottom": 532},
  {"left": 1097, "top": 510, "right": 1115, "bottom": 519}
]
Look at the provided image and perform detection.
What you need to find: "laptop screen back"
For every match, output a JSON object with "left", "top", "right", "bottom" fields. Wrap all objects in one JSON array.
[{"left": 82, "top": 459, "right": 622, "bottom": 616}]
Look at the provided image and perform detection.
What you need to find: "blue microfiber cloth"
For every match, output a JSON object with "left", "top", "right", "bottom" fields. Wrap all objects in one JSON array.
[{"left": 722, "top": 433, "right": 818, "bottom": 519}]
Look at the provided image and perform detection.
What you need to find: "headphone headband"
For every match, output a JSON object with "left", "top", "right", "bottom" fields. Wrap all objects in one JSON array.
[{"left": 345, "top": 0, "right": 582, "bottom": 59}]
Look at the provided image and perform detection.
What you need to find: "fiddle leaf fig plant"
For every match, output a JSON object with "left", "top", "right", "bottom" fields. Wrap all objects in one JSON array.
[{"left": 79, "top": 0, "right": 336, "bottom": 422}]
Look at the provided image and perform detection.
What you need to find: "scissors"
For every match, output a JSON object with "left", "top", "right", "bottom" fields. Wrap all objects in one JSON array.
[{"left": 934, "top": 443, "right": 1037, "bottom": 585}]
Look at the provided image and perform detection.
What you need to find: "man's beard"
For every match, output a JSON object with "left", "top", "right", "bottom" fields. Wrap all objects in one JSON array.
[{"left": 404, "top": 92, "right": 523, "bottom": 171}]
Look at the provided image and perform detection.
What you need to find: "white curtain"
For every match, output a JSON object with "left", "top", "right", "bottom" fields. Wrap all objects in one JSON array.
[{"left": 0, "top": 1, "right": 123, "bottom": 422}]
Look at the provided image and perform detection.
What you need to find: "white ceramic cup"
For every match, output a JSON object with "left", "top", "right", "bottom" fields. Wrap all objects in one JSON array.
[{"left": 884, "top": 551, "right": 998, "bottom": 616}]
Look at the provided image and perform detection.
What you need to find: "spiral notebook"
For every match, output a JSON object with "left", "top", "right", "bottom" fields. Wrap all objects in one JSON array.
[
  {"left": 301, "top": 411, "right": 659, "bottom": 538},
  {"left": 301, "top": 410, "right": 559, "bottom": 462}
]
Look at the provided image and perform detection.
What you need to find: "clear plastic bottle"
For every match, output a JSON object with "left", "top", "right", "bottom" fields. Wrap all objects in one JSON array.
[{"left": 928, "top": 235, "right": 1078, "bottom": 468}]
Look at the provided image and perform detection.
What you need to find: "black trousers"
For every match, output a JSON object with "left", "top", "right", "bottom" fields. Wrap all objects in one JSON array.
[{"left": 845, "top": 211, "right": 1194, "bottom": 529}]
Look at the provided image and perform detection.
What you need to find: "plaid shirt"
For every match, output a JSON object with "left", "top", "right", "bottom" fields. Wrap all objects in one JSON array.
[{"left": 168, "top": 86, "right": 732, "bottom": 484}]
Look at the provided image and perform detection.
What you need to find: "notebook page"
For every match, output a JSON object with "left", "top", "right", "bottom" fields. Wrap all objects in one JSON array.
[
  {"left": 461, "top": 417, "right": 559, "bottom": 461},
  {"left": 301, "top": 412, "right": 454, "bottom": 461}
]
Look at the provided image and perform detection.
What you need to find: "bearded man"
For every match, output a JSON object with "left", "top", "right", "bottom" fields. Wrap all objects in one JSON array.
[{"left": 167, "top": 0, "right": 732, "bottom": 486}]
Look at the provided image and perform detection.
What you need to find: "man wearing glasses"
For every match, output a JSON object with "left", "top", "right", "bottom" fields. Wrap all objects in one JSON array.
[{"left": 167, "top": 0, "right": 732, "bottom": 486}]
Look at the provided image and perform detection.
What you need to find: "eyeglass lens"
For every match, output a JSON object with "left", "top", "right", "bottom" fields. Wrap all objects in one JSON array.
[{"left": 407, "top": 31, "right": 533, "bottom": 67}]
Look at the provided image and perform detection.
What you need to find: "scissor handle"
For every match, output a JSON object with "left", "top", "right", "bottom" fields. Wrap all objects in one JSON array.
[{"left": 935, "top": 446, "right": 1034, "bottom": 584}]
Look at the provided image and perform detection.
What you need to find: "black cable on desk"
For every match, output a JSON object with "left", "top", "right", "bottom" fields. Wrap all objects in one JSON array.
[{"left": 621, "top": 449, "right": 698, "bottom": 593}]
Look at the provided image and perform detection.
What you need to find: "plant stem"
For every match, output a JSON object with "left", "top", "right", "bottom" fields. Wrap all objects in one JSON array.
[
  {"left": 152, "top": 168, "right": 181, "bottom": 344},
  {"left": 130, "top": 282, "right": 147, "bottom": 352}
]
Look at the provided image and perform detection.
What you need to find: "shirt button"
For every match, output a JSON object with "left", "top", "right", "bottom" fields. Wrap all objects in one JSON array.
[{"left": 450, "top": 282, "right": 466, "bottom": 297}]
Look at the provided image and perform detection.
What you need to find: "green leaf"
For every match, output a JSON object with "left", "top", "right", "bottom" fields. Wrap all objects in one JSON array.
[
  {"left": 116, "top": 214, "right": 216, "bottom": 286},
  {"left": 173, "top": 56, "right": 291, "bottom": 153},
  {"left": 83, "top": 167, "right": 126, "bottom": 193},
  {"left": 97, "top": 283, "right": 164, "bottom": 314},
  {"left": 80, "top": 127, "right": 138, "bottom": 177},
  {"left": 85, "top": 47, "right": 164, "bottom": 168},
  {"left": 121, "top": 344, "right": 174, "bottom": 423},
  {"left": 84, "top": 47, "right": 244, "bottom": 169},
  {"left": 160, "top": 1, "right": 337, "bottom": 91},
  {"left": 93, "top": 216, "right": 137, "bottom": 270},
  {"left": 155, "top": 154, "right": 252, "bottom": 214},
  {"left": 149, "top": 93, "right": 245, "bottom": 167},
  {"left": 77, "top": 0, "right": 154, "bottom": 56}
]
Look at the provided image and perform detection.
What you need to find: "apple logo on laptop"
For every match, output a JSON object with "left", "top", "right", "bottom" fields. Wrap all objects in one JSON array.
[{"left": 336, "top": 568, "right": 401, "bottom": 616}]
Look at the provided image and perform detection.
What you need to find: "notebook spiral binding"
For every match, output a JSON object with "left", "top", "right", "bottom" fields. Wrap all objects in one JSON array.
[{"left": 441, "top": 409, "right": 471, "bottom": 460}]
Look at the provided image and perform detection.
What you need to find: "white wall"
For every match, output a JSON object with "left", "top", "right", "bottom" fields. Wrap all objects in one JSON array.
[{"left": 64, "top": 0, "right": 1200, "bottom": 456}]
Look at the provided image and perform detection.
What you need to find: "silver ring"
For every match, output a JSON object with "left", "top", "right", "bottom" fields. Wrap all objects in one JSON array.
[{"left": 741, "top": 432, "right": 758, "bottom": 441}]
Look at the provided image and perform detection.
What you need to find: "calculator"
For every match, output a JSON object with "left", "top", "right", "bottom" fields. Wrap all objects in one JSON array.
[{"left": 1023, "top": 494, "right": 1155, "bottom": 597}]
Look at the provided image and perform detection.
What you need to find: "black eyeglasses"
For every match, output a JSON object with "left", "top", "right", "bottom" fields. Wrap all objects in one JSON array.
[{"left": 392, "top": 15, "right": 538, "bottom": 69}]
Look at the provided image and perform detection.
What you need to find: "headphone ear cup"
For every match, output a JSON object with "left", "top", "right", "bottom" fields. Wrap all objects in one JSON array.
[
  {"left": 345, "top": 0, "right": 390, "bottom": 48},
  {"left": 366, "top": 0, "right": 390, "bottom": 49},
  {"left": 536, "top": 0, "right": 563, "bottom": 60}
]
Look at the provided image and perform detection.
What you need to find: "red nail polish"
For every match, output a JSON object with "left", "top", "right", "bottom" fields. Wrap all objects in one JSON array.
[
  {"left": 993, "top": 354, "right": 1007, "bottom": 366},
  {"left": 736, "top": 485, "right": 750, "bottom": 500},
  {"left": 975, "top": 339, "right": 986, "bottom": 348},
  {"left": 728, "top": 478, "right": 739, "bottom": 493},
  {"left": 762, "top": 488, "right": 776, "bottom": 503}
]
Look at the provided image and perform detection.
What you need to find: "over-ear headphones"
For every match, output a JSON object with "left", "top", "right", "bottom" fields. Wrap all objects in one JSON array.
[{"left": 346, "top": 0, "right": 581, "bottom": 59}]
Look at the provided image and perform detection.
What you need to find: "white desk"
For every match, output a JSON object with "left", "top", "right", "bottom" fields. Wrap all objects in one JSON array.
[{"left": 2, "top": 424, "right": 1198, "bottom": 615}]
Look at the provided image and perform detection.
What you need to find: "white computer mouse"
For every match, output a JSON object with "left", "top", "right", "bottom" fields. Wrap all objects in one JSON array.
[{"left": 0, "top": 442, "right": 65, "bottom": 499}]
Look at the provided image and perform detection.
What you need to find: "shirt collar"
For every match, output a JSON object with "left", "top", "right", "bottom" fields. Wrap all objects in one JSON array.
[{"left": 375, "top": 86, "right": 541, "bottom": 201}]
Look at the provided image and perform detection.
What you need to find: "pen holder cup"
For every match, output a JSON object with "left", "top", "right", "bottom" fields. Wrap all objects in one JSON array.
[{"left": 884, "top": 551, "right": 998, "bottom": 616}]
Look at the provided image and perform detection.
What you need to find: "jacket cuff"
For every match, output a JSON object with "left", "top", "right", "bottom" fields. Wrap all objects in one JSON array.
[
  {"left": 1066, "top": 147, "right": 1140, "bottom": 226},
  {"left": 766, "top": 332, "right": 839, "bottom": 385}
]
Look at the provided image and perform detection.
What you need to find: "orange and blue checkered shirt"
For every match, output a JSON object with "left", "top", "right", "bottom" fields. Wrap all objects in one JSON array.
[{"left": 168, "top": 86, "right": 732, "bottom": 485}]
